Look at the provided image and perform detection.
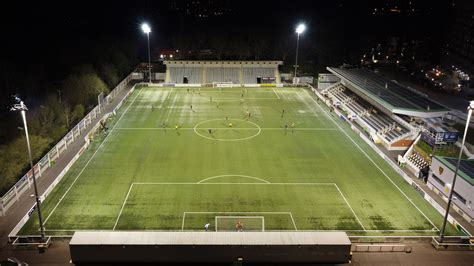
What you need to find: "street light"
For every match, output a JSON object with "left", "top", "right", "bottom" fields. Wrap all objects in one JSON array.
[
  {"left": 10, "top": 97, "right": 46, "bottom": 242},
  {"left": 294, "top": 23, "right": 306, "bottom": 84},
  {"left": 141, "top": 23, "right": 152, "bottom": 83},
  {"left": 438, "top": 100, "right": 474, "bottom": 243}
]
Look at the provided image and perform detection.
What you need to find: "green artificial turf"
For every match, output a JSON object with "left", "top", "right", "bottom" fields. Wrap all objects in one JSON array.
[{"left": 20, "top": 86, "right": 463, "bottom": 236}]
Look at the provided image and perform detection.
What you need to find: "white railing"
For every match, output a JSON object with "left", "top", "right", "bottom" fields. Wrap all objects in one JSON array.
[
  {"left": 8, "top": 84, "right": 138, "bottom": 239},
  {"left": 0, "top": 72, "right": 139, "bottom": 216}
]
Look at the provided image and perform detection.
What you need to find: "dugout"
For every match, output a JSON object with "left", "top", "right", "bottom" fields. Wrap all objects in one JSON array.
[{"left": 69, "top": 231, "right": 351, "bottom": 264}]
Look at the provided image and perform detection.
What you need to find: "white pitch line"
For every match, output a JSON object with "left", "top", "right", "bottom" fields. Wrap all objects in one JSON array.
[
  {"left": 112, "top": 183, "right": 135, "bottom": 230},
  {"left": 181, "top": 212, "right": 186, "bottom": 231},
  {"left": 131, "top": 182, "right": 337, "bottom": 186},
  {"left": 304, "top": 89, "right": 439, "bottom": 231},
  {"left": 272, "top": 88, "right": 281, "bottom": 99},
  {"left": 334, "top": 184, "right": 366, "bottom": 231},
  {"left": 289, "top": 212, "right": 298, "bottom": 231},
  {"left": 184, "top": 211, "right": 294, "bottom": 214},
  {"left": 43, "top": 88, "right": 144, "bottom": 224},
  {"left": 115, "top": 127, "right": 339, "bottom": 131},
  {"left": 166, "top": 86, "right": 174, "bottom": 101}
]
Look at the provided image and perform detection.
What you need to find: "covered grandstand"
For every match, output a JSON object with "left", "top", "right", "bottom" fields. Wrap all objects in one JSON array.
[
  {"left": 327, "top": 67, "right": 449, "bottom": 118},
  {"left": 163, "top": 60, "right": 282, "bottom": 85},
  {"left": 319, "top": 67, "right": 451, "bottom": 150}
]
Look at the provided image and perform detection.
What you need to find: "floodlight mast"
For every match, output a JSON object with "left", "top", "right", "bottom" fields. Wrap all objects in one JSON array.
[
  {"left": 294, "top": 23, "right": 306, "bottom": 84},
  {"left": 438, "top": 100, "right": 474, "bottom": 243},
  {"left": 10, "top": 98, "right": 46, "bottom": 242},
  {"left": 141, "top": 23, "right": 152, "bottom": 83}
]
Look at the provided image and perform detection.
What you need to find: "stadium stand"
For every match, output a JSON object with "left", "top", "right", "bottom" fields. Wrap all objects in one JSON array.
[
  {"left": 325, "top": 85, "right": 411, "bottom": 144},
  {"left": 408, "top": 152, "right": 429, "bottom": 170},
  {"left": 164, "top": 61, "right": 282, "bottom": 84},
  {"left": 327, "top": 67, "right": 449, "bottom": 118}
]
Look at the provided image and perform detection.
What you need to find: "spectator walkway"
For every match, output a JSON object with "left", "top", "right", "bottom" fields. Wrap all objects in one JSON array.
[{"left": 0, "top": 81, "right": 139, "bottom": 247}]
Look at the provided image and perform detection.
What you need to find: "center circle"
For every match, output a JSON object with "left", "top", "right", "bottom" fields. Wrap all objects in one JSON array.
[{"left": 194, "top": 119, "right": 261, "bottom": 141}]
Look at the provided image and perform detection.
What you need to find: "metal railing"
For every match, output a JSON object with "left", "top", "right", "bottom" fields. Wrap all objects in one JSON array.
[{"left": 0, "top": 72, "right": 137, "bottom": 216}]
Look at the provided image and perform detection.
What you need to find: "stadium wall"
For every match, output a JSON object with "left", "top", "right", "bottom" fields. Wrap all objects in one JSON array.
[
  {"left": 310, "top": 85, "right": 472, "bottom": 237},
  {"left": 69, "top": 231, "right": 352, "bottom": 264},
  {"left": 163, "top": 60, "right": 282, "bottom": 84},
  {"left": 0, "top": 72, "right": 142, "bottom": 216}
]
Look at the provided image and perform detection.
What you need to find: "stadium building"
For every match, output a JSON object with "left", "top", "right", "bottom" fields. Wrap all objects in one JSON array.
[
  {"left": 163, "top": 60, "right": 282, "bottom": 85},
  {"left": 319, "top": 67, "right": 450, "bottom": 151},
  {"left": 429, "top": 157, "right": 474, "bottom": 224}
]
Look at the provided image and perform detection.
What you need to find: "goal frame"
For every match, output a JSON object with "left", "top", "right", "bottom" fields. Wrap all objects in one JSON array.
[{"left": 215, "top": 216, "right": 265, "bottom": 232}]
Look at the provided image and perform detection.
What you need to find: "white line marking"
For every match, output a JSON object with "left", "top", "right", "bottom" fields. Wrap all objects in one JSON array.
[
  {"left": 334, "top": 184, "right": 366, "bottom": 231},
  {"left": 44, "top": 88, "right": 143, "bottom": 224},
  {"left": 132, "top": 182, "right": 337, "bottom": 185},
  {"left": 115, "top": 127, "right": 339, "bottom": 131},
  {"left": 272, "top": 88, "right": 280, "bottom": 99},
  {"left": 198, "top": 175, "right": 271, "bottom": 184},
  {"left": 42, "top": 228, "right": 439, "bottom": 233},
  {"left": 113, "top": 183, "right": 135, "bottom": 230},
  {"left": 185, "top": 211, "right": 294, "bottom": 214},
  {"left": 304, "top": 88, "right": 439, "bottom": 230},
  {"left": 166, "top": 86, "right": 173, "bottom": 100},
  {"left": 181, "top": 212, "right": 186, "bottom": 231},
  {"left": 289, "top": 212, "right": 298, "bottom": 231}
]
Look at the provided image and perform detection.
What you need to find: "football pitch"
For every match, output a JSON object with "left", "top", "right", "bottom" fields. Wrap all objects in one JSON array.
[{"left": 20, "top": 85, "right": 461, "bottom": 236}]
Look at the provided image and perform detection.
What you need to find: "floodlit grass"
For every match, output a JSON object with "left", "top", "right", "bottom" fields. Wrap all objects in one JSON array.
[{"left": 20, "top": 86, "right": 463, "bottom": 236}]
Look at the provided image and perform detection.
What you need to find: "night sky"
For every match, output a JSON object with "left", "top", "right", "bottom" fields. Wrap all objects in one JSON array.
[{"left": 0, "top": 0, "right": 457, "bottom": 142}]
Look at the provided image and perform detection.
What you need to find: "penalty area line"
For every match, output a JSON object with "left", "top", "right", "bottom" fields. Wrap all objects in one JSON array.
[{"left": 304, "top": 89, "right": 439, "bottom": 231}]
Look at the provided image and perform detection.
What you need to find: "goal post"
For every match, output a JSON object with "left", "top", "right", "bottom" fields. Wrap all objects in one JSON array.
[
  {"left": 212, "top": 81, "right": 235, "bottom": 88},
  {"left": 215, "top": 216, "right": 265, "bottom": 232}
]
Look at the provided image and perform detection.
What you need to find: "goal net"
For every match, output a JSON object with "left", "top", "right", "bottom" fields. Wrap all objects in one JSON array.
[
  {"left": 215, "top": 216, "right": 265, "bottom": 232},
  {"left": 212, "top": 81, "right": 235, "bottom": 88}
]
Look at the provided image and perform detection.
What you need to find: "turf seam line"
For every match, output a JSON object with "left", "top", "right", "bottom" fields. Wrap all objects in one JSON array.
[
  {"left": 43, "top": 88, "right": 144, "bottom": 225},
  {"left": 304, "top": 89, "right": 439, "bottom": 231},
  {"left": 333, "top": 184, "right": 366, "bottom": 231}
]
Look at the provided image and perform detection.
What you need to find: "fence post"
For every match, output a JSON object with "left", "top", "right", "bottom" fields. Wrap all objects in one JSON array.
[
  {"left": 47, "top": 153, "right": 51, "bottom": 167},
  {"left": 14, "top": 186, "right": 19, "bottom": 201}
]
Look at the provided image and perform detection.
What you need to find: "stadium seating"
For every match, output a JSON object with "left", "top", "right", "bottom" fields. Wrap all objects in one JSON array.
[
  {"left": 408, "top": 152, "right": 429, "bottom": 170},
  {"left": 168, "top": 66, "right": 277, "bottom": 84},
  {"left": 206, "top": 68, "right": 240, "bottom": 84},
  {"left": 324, "top": 86, "right": 412, "bottom": 144},
  {"left": 169, "top": 68, "right": 203, "bottom": 84},
  {"left": 243, "top": 68, "right": 276, "bottom": 84}
]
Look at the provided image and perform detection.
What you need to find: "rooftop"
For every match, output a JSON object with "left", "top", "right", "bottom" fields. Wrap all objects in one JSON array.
[
  {"left": 436, "top": 156, "right": 474, "bottom": 186},
  {"left": 327, "top": 67, "right": 450, "bottom": 118}
]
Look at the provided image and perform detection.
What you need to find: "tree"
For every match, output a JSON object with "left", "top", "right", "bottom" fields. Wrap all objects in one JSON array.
[
  {"left": 0, "top": 135, "right": 53, "bottom": 195},
  {"left": 99, "top": 63, "right": 120, "bottom": 88},
  {"left": 63, "top": 71, "right": 108, "bottom": 108}
]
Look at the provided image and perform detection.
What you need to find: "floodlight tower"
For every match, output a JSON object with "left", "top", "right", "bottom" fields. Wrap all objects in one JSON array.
[
  {"left": 294, "top": 23, "right": 306, "bottom": 84},
  {"left": 10, "top": 97, "right": 45, "bottom": 241},
  {"left": 438, "top": 100, "right": 474, "bottom": 243},
  {"left": 141, "top": 23, "right": 152, "bottom": 83}
]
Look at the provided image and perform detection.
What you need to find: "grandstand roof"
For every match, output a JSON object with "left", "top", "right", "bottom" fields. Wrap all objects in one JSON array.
[
  {"left": 164, "top": 60, "right": 283, "bottom": 67},
  {"left": 327, "top": 67, "right": 450, "bottom": 118},
  {"left": 436, "top": 156, "right": 474, "bottom": 186}
]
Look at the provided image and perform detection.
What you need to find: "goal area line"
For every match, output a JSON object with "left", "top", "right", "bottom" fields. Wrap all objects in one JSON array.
[{"left": 111, "top": 182, "right": 364, "bottom": 232}]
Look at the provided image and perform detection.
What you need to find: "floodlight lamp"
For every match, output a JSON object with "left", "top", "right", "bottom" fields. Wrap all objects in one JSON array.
[
  {"left": 141, "top": 23, "right": 151, "bottom": 34},
  {"left": 296, "top": 24, "right": 306, "bottom": 34},
  {"left": 469, "top": 100, "right": 474, "bottom": 110}
]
